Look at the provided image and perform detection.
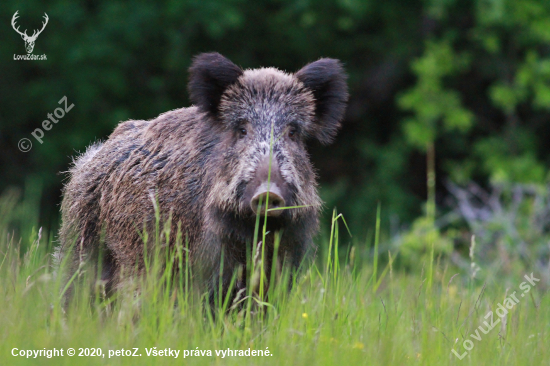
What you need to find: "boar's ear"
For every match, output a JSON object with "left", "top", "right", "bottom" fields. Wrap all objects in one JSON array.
[
  {"left": 296, "top": 58, "right": 348, "bottom": 144},
  {"left": 188, "top": 52, "right": 243, "bottom": 117}
]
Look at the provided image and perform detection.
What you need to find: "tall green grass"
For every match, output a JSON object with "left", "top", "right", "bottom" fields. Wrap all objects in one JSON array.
[
  {"left": 0, "top": 189, "right": 548, "bottom": 365},
  {"left": 2, "top": 126, "right": 548, "bottom": 365}
]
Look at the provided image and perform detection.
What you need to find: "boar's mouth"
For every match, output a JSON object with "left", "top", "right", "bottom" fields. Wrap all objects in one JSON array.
[{"left": 214, "top": 207, "right": 290, "bottom": 240}]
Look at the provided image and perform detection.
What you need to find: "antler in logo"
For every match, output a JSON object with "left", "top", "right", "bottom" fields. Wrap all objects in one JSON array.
[{"left": 11, "top": 11, "right": 49, "bottom": 54}]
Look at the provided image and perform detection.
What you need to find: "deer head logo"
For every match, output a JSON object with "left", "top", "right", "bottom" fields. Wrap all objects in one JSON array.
[{"left": 11, "top": 11, "right": 49, "bottom": 54}]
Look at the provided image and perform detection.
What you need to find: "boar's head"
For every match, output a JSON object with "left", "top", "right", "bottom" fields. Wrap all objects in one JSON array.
[{"left": 188, "top": 53, "right": 348, "bottom": 226}]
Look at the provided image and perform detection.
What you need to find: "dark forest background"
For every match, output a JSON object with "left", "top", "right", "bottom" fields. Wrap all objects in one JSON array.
[{"left": 2, "top": 0, "right": 550, "bottom": 253}]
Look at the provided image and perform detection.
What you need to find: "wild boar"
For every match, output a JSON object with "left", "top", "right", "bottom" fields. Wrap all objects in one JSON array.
[{"left": 56, "top": 52, "right": 348, "bottom": 304}]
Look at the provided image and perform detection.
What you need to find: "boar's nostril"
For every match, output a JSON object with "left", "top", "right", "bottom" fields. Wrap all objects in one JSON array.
[{"left": 250, "top": 185, "right": 286, "bottom": 217}]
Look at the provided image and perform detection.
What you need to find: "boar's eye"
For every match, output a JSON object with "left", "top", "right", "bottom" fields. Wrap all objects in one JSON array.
[
  {"left": 239, "top": 127, "right": 248, "bottom": 137},
  {"left": 288, "top": 126, "right": 298, "bottom": 138}
]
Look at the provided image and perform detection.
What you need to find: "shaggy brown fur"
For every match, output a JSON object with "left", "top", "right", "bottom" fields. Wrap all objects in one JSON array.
[{"left": 56, "top": 53, "right": 348, "bottom": 303}]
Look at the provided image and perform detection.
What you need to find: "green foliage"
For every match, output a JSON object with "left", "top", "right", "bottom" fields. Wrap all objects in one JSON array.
[
  {"left": 3, "top": 0, "right": 550, "bottom": 236},
  {"left": 394, "top": 216, "right": 454, "bottom": 270},
  {"left": 399, "top": 40, "right": 474, "bottom": 150},
  {"left": 399, "top": 1, "right": 550, "bottom": 189},
  {"left": 0, "top": 180, "right": 42, "bottom": 247},
  {"left": 475, "top": 130, "right": 548, "bottom": 184}
]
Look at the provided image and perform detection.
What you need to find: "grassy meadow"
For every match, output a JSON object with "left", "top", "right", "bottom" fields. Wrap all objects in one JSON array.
[{"left": 0, "top": 190, "right": 548, "bottom": 366}]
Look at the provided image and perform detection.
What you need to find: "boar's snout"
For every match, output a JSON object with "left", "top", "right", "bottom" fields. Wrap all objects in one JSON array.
[
  {"left": 248, "top": 155, "right": 286, "bottom": 217},
  {"left": 251, "top": 184, "right": 286, "bottom": 217}
]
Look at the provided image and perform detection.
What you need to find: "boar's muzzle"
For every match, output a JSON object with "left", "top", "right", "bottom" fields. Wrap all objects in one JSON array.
[{"left": 248, "top": 155, "right": 286, "bottom": 217}]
